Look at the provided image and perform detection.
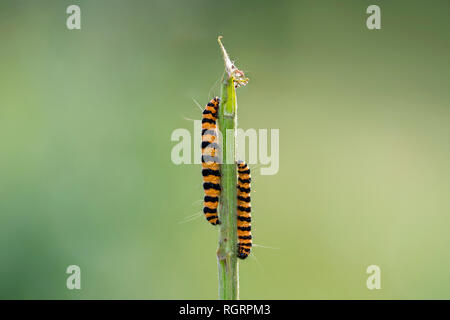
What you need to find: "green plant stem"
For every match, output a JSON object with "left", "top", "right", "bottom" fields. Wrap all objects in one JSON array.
[{"left": 217, "top": 75, "right": 239, "bottom": 300}]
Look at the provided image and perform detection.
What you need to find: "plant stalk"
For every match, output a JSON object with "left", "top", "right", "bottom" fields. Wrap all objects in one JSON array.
[
  {"left": 217, "top": 75, "right": 239, "bottom": 300},
  {"left": 216, "top": 36, "right": 242, "bottom": 300}
]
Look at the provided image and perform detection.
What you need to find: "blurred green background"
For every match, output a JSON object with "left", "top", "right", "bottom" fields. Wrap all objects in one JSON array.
[{"left": 1, "top": 0, "right": 449, "bottom": 299}]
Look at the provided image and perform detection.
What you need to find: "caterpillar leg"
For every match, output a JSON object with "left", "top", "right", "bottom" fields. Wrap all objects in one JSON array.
[
  {"left": 202, "top": 97, "right": 221, "bottom": 225},
  {"left": 236, "top": 160, "right": 252, "bottom": 259}
]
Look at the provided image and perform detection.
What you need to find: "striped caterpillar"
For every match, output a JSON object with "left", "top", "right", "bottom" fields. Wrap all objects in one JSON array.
[
  {"left": 236, "top": 161, "right": 252, "bottom": 259},
  {"left": 201, "top": 97, "right": 252, "bottom": 259},
  {"left": 201, "top": 97, "right": 221, "bottom": 226}
]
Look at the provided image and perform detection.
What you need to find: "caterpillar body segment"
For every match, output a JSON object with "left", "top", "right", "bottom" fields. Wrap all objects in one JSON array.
[
  {"left": 236, "top": 161, "right": 252, "bottom": 259},
  {"left": 201, "top": 97, "right": 221, "bottom": 225}
]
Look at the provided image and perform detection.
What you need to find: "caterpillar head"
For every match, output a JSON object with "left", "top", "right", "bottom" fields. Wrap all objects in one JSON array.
[
  {"left": 236, "top": 160, "right": 247, "bottom": 169},
  {"left": 211, "top": 97, "right": 220, "bottom": 111}
]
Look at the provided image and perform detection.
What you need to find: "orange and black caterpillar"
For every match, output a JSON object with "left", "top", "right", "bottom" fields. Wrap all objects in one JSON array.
[
  {"left": 201, "top": 97, "right": 221, "bottom": 226},
  {"left": 237, "top": 161, "right": 252, "bottom": 259}
]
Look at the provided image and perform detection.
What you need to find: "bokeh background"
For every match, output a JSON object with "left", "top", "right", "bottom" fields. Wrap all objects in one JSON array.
[{"left": 1, "top": 0, "right": 450, "bottom": 299}]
